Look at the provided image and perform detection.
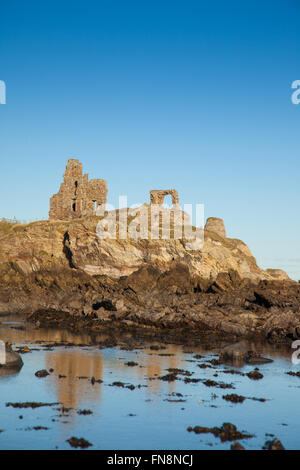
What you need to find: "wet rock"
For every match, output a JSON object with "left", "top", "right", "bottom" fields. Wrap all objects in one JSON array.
[
  {"left": 66, "top": 436, "right": 92, "bottom": 448},
  {"left": 111, "top": 381, "right": 126, "bottom": 387},
  {"left": 203, "top": 380, "right": 234, "bottom": 389},
  {"left": 222, "top": 394, "right": 246, "bottom": 403},
  {"left": 57, "top": 406, "right": 72, "bottom": 414},
  {"left": 187, "top": 422, "right": 253, "bottom": 442},
  {"left": 167, "top": 368, "right": 192, "bottom": 377},
  {"left": 286, "top": 371, "right": 300, "bottom": 378},
  {"left": 247, "top": 370, "right": 264, "bottom": 380},
  {"left": 219, "top": 342, "right": 272, "bottom": 365},
  {"left": 126, "top": 384, "right": 135, "bottom": 390},
  {"left": 159, "top": 373, "right": 178, "bottom": 382},
  {"left": 230, "top": 442, "right": 245, "bottom": 450},
  {"left": 165, "top": 398, "right": 186, "bottom": 403},
  {"left": 222, "top": 369, "right": 245, "bottom": 376},
  {"left": 77, "top": 409, "right": 93, "bottom": 415},
  {"left": 35, "top": 369, "right": 50, "bottom": 378},
  {"left": 219, "top": 342, "right": 249, "bottom": 362},
  {"left": 6, "top": 402, "right": 59, "bottom": 409},
  {"left": 0, "top": 343, "right": 23, "bottom": 370},
  {"left": 184, "top": 377, "right": 201, "bottom": 383},
  {"left": 249, "top": 396, "right": 266, "bottom": 402},
  {"left": 246, "top": 351, "right": 273, "bottom": 365},
  {"left": 263, "top": 438, "right": 285, "bottom": 450}
]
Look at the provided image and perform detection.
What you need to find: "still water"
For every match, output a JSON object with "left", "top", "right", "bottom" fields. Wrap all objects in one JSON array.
[{"left": 0, "top": 315, "right": 299, "bottom": 450}]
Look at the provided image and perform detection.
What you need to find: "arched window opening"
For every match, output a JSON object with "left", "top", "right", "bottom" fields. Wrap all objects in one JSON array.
[{"left": 163, "top": 194, "right": 173, "bottom": 209}]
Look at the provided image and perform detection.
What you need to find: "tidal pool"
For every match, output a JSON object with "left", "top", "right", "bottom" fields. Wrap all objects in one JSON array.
[{"left": 0, "top": 315, "right": 299, "bottom": 450}]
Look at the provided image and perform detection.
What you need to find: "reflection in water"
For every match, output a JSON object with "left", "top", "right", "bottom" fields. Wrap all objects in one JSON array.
[
  {"left": 0, "top": 367, "right": 21, "bottom": 378},
  {"left": 0, "top": 315, "right": 298, "bottom": 450},
  {"left": 0, "top": 322, "right": 101, "bottom": 346},
  {"left": 0, "top": 319, "right": 187, "bottom": 409},
  {"left": 46, "top": 351, "right": 103, "bottom": 409}
]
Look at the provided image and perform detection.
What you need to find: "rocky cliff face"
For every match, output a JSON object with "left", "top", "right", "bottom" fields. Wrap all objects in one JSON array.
[
  {"left": 0, "top": 212, "right": 289, "bottom": 282},
  {"left": 0, "top": 212, "right": 297, "bottom": 343}
]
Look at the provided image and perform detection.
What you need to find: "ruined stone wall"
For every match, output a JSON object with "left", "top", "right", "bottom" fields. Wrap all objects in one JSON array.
[
  {"left": 150, "top": 190, "right": 179, "bottom": 205},
  {"left": 49, "top": 159, "right": 107, "bottom": 220}
]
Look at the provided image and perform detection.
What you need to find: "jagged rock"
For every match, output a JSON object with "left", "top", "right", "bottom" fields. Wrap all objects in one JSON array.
[
  {"left": 263, "top": 438, "right": 285, "bottom": 450},
  {"left": 230, "top": 441, "right": 245, "bottom": 450},
  {"left": 0, "top": 215, "right": 296, "bottom": 341}
]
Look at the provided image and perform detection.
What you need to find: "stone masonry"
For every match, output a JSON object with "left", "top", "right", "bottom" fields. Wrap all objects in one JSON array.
[
  {"left": 49, "top": 159, "right": 107, "bottom": 220},
  {"left": 150, "top": 190, "right": 179, "bottom": 206}
]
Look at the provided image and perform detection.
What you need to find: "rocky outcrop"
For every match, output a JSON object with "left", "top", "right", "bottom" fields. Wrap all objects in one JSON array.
[
  {"left": 0, "top": 214, "right": 296, "bottom": 343},
  {"left": 0, "top": 213, "right": 289, "bottom": 283}
]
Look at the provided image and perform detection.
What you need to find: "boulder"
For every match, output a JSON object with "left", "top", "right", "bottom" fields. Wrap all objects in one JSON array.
[
  {"left": 0, "top": 342, "right": 23, "bottom": 370},
  {"left": 219, "top": 341, "right": 273, "bottom": 365},
  {"left": 266, "top": 269, "right": 291, "bottom": 281},
  {"left": 219, "top": 341, "right": 249, "bottom": 362}
]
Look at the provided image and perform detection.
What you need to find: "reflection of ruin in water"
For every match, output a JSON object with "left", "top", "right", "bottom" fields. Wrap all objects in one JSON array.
[
  {"left": 45, "top": 350, "right": 103, "bottom": 409},
  {"left": 0, "top": 317, "right": 293, "bottom": 415}
]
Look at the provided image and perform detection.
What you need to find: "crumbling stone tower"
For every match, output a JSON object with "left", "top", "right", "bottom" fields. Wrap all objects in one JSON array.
[{"left": 49, "top": 159, "right": 107, "bottom": 220}]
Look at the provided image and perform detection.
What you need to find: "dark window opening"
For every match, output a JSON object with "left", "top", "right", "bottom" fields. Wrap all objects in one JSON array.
[
  {"left": 72, "top": 203, "right": 76, "bottom": 212},
  {"left": 74, "top": 181, "right": 78, "bottom": 196}
]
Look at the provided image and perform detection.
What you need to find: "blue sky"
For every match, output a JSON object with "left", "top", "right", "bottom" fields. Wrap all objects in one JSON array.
[{"left": 0, "top": 0, "right": 300, "bottom": 279}]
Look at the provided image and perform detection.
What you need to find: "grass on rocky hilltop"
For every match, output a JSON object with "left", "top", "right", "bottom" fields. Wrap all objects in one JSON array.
[
  {"left": 0, "top": 218, "right": 30, "bottom": 237},
  {"left": 0, "top": 219, "right": 18, "bottom": 234}
]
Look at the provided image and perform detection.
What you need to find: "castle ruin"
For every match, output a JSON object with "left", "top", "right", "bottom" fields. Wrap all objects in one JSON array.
[
  {"left": 150, "top": 190, "right": 179, "bottom": 206},
  {"left": 49, "top": 159, "right": 107, "bottom": 220},
  {"left": 49, "top": 159, "right": 181, "bottom": 220}
]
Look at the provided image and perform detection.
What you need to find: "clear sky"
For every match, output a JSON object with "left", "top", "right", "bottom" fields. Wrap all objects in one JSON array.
[{"left": 0, "top": 0, "right": 300, "bottom": 279}]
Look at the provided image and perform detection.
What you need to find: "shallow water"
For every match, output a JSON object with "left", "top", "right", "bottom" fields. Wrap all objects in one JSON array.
[{"left": 0, "top": 315, "right": 299, "bottom": 450}]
